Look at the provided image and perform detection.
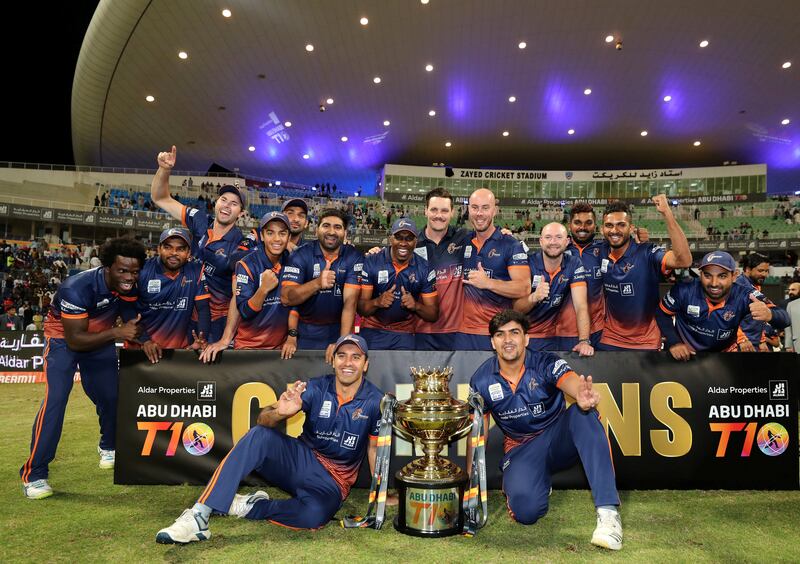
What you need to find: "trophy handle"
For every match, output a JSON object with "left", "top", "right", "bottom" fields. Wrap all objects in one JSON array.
[
  {"left": 448, "top": 422, "right": 473, "bottom": 443},
  {"left": 391, "top": 424, "right": 418, "bottom": 444}
]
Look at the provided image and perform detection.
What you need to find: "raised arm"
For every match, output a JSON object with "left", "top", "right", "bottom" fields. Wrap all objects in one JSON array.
[{"left": 151, "top": 145, "right": 185, "bottom": 220}]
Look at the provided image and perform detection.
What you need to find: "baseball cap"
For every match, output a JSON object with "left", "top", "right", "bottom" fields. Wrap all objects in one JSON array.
[
  {"left": 332, "top": 333, "right": 369, "bottom": 357},
  {"left": 258, "top": 211, "right": 291, "bottom": 231},
  {"left": 699, "top": 251, "right": 736, "bottom": 272},
  {"left": 159, "top": 227, "right": 192, "bottom": 246},
  {"left": 281, "top": 198, "right": 309, "bottom": 213},
  {"left": 218, "top": 184, "right": 244, "bottom": 205},
  {"left": 391, "top": 217, "right": 418, "bottom": 237}
]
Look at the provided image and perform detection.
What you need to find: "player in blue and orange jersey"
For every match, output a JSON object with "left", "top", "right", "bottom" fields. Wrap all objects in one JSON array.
[
  {"left": 134, "top": 227, "right": 211, "bottom": 363},
  {"left": 151, "top": 146, "right": 252, "bottom": 343},
  {"left": 657, "top": 251, "right": 790, "bottom": 360},
  {"left": 282, "top": 198, "right": 309, "bottom": 251},
  {"left": 737, "top": 252, "right": 774, "bottom": 351},
  {"left": 596, "top": 195, "right": 692, "bottom": 351},
  {"left": 20, "top": 238, "right": 146, "bottom": 500},
  {"left": 456, "top": 188, "right": 530, "bottom": 350},
  {"left": 414, "top": 188, "right": 470, "bottom": 350},
  {"left": 513, "top": 222, "right": 593, "bottom": 355},
  {"left": 281, "top": 208, "right": 362, "bottom": 362},
  {"left": 358, "top": 218, "right": 438, "bottom": 349},
  {"left": 155, "top": 334, "right": 383, "bottom": 543},
  {"left": 467, "top": 310, "right": 622, "bottom": 550}
]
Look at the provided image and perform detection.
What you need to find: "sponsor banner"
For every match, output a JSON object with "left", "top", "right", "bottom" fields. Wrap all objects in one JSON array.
[
  {"left": 9, "top": 204, "right": 43, "bottom": 220},
  {"left": 383, "top": 192, "right": 768, "bottom": 206},
  {"left": 136, "top": 216, "right": 177, "bottom": 231},
  {"left": 97, "top": 213, "right": 135, "bottom": 228},
  {"left": 52, "top": 209, "right": 97, "bottom": 225},
  {"left": 352, "top": 233, "right": 387, "bottom": 247},
  {"left": 0, "top": 332, "right": 45, "bottom": 377},
  {"left": 116, "top": 350, "right": 798, "bottom": 489}
]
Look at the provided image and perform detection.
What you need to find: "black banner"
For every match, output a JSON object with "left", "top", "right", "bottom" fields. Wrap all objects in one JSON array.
[
  {"left": 0, "top": 332, "right": 46, "bottom": 383},
  {"left": 9, "top": 204, "right": 43, "bottom": 220},
  {"left": 116, "top": 350, "right": 798, "bottom": 489}
]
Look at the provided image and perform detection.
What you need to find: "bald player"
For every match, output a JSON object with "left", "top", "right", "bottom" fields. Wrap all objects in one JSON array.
[
  {"left": 456, "top": 188, "right": 530, "bottom": 350},
  {"left": 513, "top": 223, "right": 592, "bottom": 355}
]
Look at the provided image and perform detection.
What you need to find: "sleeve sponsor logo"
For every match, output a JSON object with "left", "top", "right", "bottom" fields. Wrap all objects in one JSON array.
[
  {"left": 574, "top": 266, "right": 586, "bottom": 274},
  {"left": 427, "top": 270, "right": 436, "bottom": 282},
  {"left": 521, "top": 241, "right": 530, "bottom": 253},
  {"left": 147, "top": 279, "right": 162, "bottom": 293},
  {"left": 188, "top": 208, "right": 199, "bottom": 217},
  {"left": 414, "top": 247, "right": 428, "bottom": 260},
  {"left": 552, "top": 359, "right": 569, "bottom": 377},
  {"left": 60, "top": 299, "right": 85, "bottom": 313},
  {"left": 687, "top": 304, "right": 701, "bottom": 317},
  {"left": 319, "top": 400, "right": 332, "bottom": 418},
  {"left": 664, "top": 292, "right": 675, "bottom": 305},
  {"left": 353, "top": 263, "right": 363, "bottom": 272},
  {"left": 283, "top": 266, "right": 300, "bottom": 274},
  {"left": 488, "top": 382, "right": 504, "bottom": 401},
  {"left": 513, "top": 253, "right": 528, "bottom": 260},
  {"left": 236, "top": 273, "right": 250, "bottom": 284}
]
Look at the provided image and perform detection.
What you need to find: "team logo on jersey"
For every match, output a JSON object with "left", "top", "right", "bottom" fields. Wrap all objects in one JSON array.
[
  {"left": 378, "top": 270, "right": 389, "bottom": 284},
  {"left": 528, "top": 402, "right": 545, "bottom": 417},
  {"left": 552, "top": 295, "right": 563, "bottom": 306},
  {"left": 319, "top": 400, "right": 332, "bottom": 418},
  {"left": 96, "top": 298, "right": 110, "bottom": 308},
  {"left": 488, "top": 383, "right": 504, "bottom": 401},
  {"left": 717, "top": 329, "right": 732, "bottom": 340},
  {"left": 620, "top": 283, "right": 634, "bottom": 296},
  {"left": 464, "top": 246, "right": 473, "bottom": 259},
  {"left": 351, "top": 408, "right": 369, "bottom": 421},
  {"left": 215, "top": 249, "right": 227, "bottom": 257},
  {"left": 181, "top": 276, "right": 189, "bottom": 287},
  {"left": 528, "top": 379, "right": 538, "bottom": 392},
  {"left": 622, "top": 262, "right": 634, "bottom": 274},
  {"left": 558, "top": 274, "right": 566, "bottom": 284},
  {"left": 488, "top": 248, "right": 501, "bottom": 258},
  {"left": 408, "top": 273, "right": 417, "bottom": 283},
  {"left": 176, "top": 297, "right": 188, "bottom": 310},
  {"left": 147, "top": 280, "right": 161, "bottom": 293},
  {"left": 341, "top": 432, "right": 359, "bottom": 450},
  {"left": 687, "top": 304, "right": 701, "bottom": 317},
  {"left": 447, "top": 243, "right": 462, "bottom": 255},
  {"left": 722, "top": 310, "right": 735, "bottom": 321},
  {"left": 593, "top": 247, "right": 600, "bottom": 257}
]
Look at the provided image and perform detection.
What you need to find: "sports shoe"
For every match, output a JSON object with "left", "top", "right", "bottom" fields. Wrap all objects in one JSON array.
[
  {"left": 228, "top": 490, "right": 270, "bottom": 518},
  {"left": 591, "top": 508, "right": 623, "bottom": 550},
  {"left": 156, "top": 509, "right": 211, "bottom": 544},
  {"left": 23, "top": 479, "right": 53, "bottom": 500},
  {"left": 98, "top": 446, "right": 115, "bottom": 469}
]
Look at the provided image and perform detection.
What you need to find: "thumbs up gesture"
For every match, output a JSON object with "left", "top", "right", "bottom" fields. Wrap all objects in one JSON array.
[
  {"left": 748, "top": 294, "right": 772, "bottom": 322},
  {"left": 400, "top": 286, "right": 417, "bottom": 310},
  {"left": 116, "top": 314, "right": 143, "bottom": 341},
  {"left": 157, "top": 145, "right": 177, "bottom": 170},
  {"left": 464, "top": 262, "right": 490, "bottom": 289},
  {"left": 531, "top": 280, "right": 550, "bottom": 305},
  {"left": 376, "top": 284, "right": 396, "bottom": 308},
  {"left": 317, "top": 261, "right": 336, "bottom": 290}
]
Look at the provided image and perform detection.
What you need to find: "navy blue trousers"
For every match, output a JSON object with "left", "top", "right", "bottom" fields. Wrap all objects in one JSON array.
[{"left": 359, "top": 327, "right": 414, "bottom": 350}]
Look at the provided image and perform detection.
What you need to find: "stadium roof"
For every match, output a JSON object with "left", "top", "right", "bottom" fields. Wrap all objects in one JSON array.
[{"left": 71, "top": 0, "right": 799, "bottom": 192}]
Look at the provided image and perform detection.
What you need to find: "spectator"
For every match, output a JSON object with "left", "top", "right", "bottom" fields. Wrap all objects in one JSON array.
[{"left": 0, "top": 305, "right": 24, "bottom": 330}]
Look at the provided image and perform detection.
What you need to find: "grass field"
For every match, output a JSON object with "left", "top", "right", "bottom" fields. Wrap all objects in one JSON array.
[{"left": 2, "top": 384, "right": 799, "bottom": 563}]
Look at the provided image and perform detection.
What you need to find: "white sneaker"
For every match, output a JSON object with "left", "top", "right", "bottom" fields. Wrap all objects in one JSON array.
[
  {"left": 98, "top": 446, "right": 115, "bottom": 469},
  {"left": 591, "top": 508, "right": 623, "bottom": 550},
  {"left": 228, "top": 490, "right": 270, "bottom": 518},
  {"left": 23, "top": 479, "right": 53, "bottom": 500},
  {"left": 156, "top": 509, "right": 211, "bottom": 544}
]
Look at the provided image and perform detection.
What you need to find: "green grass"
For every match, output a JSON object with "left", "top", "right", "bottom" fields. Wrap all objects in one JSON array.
[{"left": 2, "top": 384, "right": 799, "bottom": 563}]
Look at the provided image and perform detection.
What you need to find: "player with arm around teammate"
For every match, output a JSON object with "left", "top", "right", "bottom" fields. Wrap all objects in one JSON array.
[{"left": 155, "top": 334, "right": 383, "bottom": 543}]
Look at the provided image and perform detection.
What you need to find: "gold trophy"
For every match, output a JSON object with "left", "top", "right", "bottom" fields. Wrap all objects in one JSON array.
[{"left": 392, "top": 366, "right": 473, "bottom": 537}]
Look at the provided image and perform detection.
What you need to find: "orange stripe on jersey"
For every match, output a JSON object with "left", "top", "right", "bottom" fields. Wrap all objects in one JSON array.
[
  {"left": 659, "top": 302, "right": 675, "bottom": 315},
  {"left": 281, "top": 280, "right": 299, "bottom": 286},
  {"left": 194, "top": 293, "right": 210, "bottom": 301},
  {"left": 343, "top": 283, "right": 361, "bottom": 289},
  {"left": 420, "top": 291, "right": 438, "bottom": 298},
  {"left": 119, "top": 295, "right": 137, "bottom": 302},
  {"left": 507, "top": 265, "right": 530, "bottom": 270},
  {"left": 22, "top": 338, "right": 51, "bottom": 483},
  {"left": 180, "top": 205, "right": 187, "bottom": 227},
  {"left": 556, "top": 370, "right": 577, "bottom": 389},
  {"left": 247, "top": 295, "right": 263, "bottom": 312},
  {"left": 239, "top": 261, "right": 254, "bottom": 281},
  {"left": 661, "top": 251, "right": 673, "bottom": 276},
  {"left": 61, "top": 312, "right": 88, "bottom": 319},
  {"left": 361, "top": 284, "right": 374, "bottom": 292},
  {"left": 569, "top": 280, "right": 587, "bottom": 288},
  {"left": 289, "top": 310, "right": 299, "bottom": 317}
]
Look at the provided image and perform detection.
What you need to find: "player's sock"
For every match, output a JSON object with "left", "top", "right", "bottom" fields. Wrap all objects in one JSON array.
[{"left": 192, "top": 502, "right": 212, "bottom": 520}]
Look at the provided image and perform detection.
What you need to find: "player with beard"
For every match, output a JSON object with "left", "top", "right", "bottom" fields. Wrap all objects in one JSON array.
[
  {"left": 656, "top": 251, "right": 788, "bottom": 360},
  {"left": 281, "top": 208, "right": 362, "bottom": 362},
  {"left": 357, "top": 218, "right": 438, "bottom": 350},
  {"left": 468, "top": 310, "right": 622, "bottom": 550},
  {"left": 456, "top": 188, "right": 530, "bottom": 350},
  {"left": 596, "top": 196, "right": 691, "bottom": 351},
  {"left": 513, "top": 222, "right": 593, "bottom": 355},
  {"left": 281, "top": 198, "right": 309, "bottom": 251},
  {"left": 135, "top": 228, "right": 211, "bottom": 363},
  {"left": 21, "top": 238, "right": 145, "bottom": 499},
  {"left": 737, "top": 253, "right": 774, "bottom": 351},
  {"left": 151, "top": 146, "right": 252, "bottom": 344}
]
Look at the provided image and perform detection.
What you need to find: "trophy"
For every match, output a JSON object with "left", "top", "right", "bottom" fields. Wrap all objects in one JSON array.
[{"left": 392, "top": 366, "right": 473, "bottom": 537}]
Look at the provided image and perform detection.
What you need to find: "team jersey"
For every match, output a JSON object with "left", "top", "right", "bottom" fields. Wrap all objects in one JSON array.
[
  {"left": 469, "top": 349, "right": 576, "bottom": 453},
  {"left": 734, "top": 279, "right": 791, "bottom": 347},
  {"left": 281, "top": 242, "right": 363, "bottom": 326},
  {"left": 181, "top": 205, "right": 253, "bottom": 320},
  {"left": 234, "top": 246, "right": 291, "bottom": 349},
  {"left": 136, "top": 257, "right": 210, "bottom": 349},
  {"left": 557, "top": 239, "right": 606, "bottom": 337},
  {"left": 659, "top": 277, "right": 768, "bottom": 352},
  {"left": 460, "top": 228, "right": 530, "bottom": 335},
  {"left": 359, "top": 247, "right": 437, "bottom": 333},
  {"left": 43, "top": 267, "right": 138, "bottom": 340},
  {"left": 598, "top": 240, "right": 670, "bottom": 349},
  {"left": 525, "top": 252, "right": 587, "bottom": 338},
  {"left": 414, "top": 226, "right": 469, "bottom": 335},
  {"left": 299, "top": 374, "right": 383, "bottom": 498}
]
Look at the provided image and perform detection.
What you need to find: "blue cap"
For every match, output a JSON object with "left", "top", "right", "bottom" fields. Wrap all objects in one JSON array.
[
  {"left": 258, "top": 211, "right": 291, "bottom": 231},
  {"left": 391, "top": 217, "right": 418, "bottom": 237},
  {"left": 159, "top": 227, "right": 192, "bottom": 246},
  {"left": 700, "top": 251, "right": 736, "bottom": 272},
  {"left": 218, "top": 184, "right": 244, "bottom": 205},
  {"left": 332, "top": 333, "right": 369, "bottom": 357},
  {"left": 281, "top": 198, "right": 308, "bottom": 213}
]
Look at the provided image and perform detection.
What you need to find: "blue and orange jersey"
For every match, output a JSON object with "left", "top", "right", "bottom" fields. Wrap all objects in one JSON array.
[
  {"left": 43, "top": 267, "right": 138, "bottom": 339},
  {"left": 659, "top": 277, "right": 767, "bottom": 352},
  {"left": 181, "top": 205, "right": 253, "bottom": 320},
  {"left": 234, "top": 246, "right": 291, "bottom": 349},
  {"left": 299, "top": 374, "right": 383, "bottom": 498},
  {"left": 469, "top": 349, "right": 576, "bottom": 453},
  {"left": 557, "top": 239, "right": 606, "bottom": 337},
  {"left": 526, "top": 252, "right": 588, "bottom": 338},
  {"left": 136, "top": 257, "right": 210, "bottom": 349},
  {"left": 460, "top": 229, "right": 530, "bottom": 335},
  {"left": 359, "top": 247, "right": 437, "bottom": 333},
  {"left": 598, "top": 240, "right": 670, "bottom": 349},
  {"left": 281, "top": 241, "right": 363, "bottom": 326},
  {"left": 414, "top": 226, "right": 469, "bottom": 335},
  {"left": 733, "top": 279, "right": 791, "bottom": 347}
]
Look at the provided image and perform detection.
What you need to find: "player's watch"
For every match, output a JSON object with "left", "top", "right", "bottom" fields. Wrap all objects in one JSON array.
[{"left": 287, "top": 329, "right": 299, "bottom": 338}]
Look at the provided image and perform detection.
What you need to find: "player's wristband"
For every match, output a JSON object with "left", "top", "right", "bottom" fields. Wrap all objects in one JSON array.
[{"left": 577, "top": 338, "right": 591, "bottom": 345}]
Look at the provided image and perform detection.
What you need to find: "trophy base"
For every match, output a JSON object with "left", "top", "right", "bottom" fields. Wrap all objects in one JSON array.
[{"left": 394, "top": 472, "right": 467, "bottom": 538}]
